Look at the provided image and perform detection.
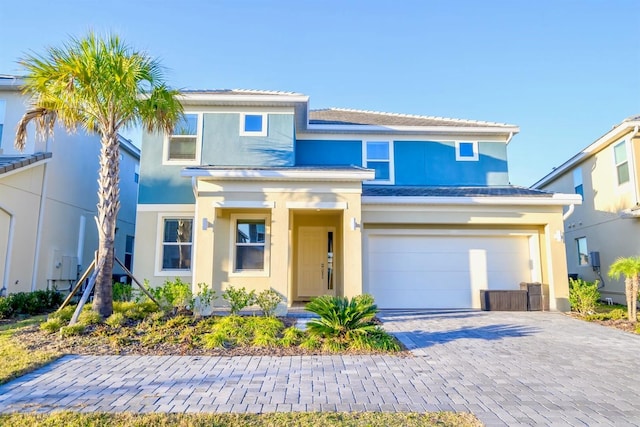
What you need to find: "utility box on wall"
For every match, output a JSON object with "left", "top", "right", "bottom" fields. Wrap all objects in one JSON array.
[{"left": 49, "top": 250, "right": 78, "bottom": 280}]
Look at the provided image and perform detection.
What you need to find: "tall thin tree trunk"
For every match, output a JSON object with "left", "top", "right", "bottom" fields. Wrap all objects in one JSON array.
[
  {"left": 632, "top": 275, "right": 639, "bottom": 323},
  {"left": 626, "top": 277, "right": 633, "bottom": 321},
  {"left": 92, "top": 129, "right": 121, "bottom": 318}
]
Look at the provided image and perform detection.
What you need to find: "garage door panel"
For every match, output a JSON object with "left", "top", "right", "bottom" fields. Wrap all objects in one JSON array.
[{"left": 365, "top": 233, "right": 535, "bottom": 309}]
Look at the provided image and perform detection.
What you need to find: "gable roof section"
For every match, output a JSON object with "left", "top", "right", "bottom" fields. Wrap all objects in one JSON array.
[
  {"left": 533, "top": 115, "right": 640, "bottom": 188},
  {"left": 362, "top": 185, "right": 581, "bottom": 206},
  {"left": 0, "top": 152, "right": 52, "bottom": 176}
]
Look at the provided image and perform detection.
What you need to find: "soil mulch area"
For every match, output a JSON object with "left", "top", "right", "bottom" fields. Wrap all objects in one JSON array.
[
  {"left": 567, "top": 313, "right": 638, "bottom": 334},
  {"left": 11, "top": 317, "right": 411, "bottom": 358}
]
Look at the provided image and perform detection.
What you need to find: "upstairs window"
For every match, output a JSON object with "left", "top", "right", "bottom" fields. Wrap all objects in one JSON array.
[
  {"left": 365, "top": 141, "right": 393, "bottom": 183},
  {"left": 165, "top": 113, "right": 200, "bottom": 163},
  {"left": 134, "top": 164, "right": 140, "bottom": 184},
  {"left": 455, "top": 141, "right": 479, "bottom": 161},
  {"left": 573, "top": 167, "right": 583, "bottom": 199},
  {"left": 161, "top": 218, "right": 193, "bottom": 271},
  {"left": 240, "top": 113, "right": 268, "bottom": 136},
  {"left": 614, "top": 141, "right": 629, "bottom": 185},
  {"left": 576, "top": 237, "right": 588, "bottom": 266}
]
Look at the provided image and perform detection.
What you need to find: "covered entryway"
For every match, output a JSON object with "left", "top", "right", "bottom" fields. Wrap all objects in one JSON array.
[
  {"left": 364, "top": 229, "right": 540, "bottom": 309},
  {"left": 292, "top": 211, "right": 341, "bottom": 301}
]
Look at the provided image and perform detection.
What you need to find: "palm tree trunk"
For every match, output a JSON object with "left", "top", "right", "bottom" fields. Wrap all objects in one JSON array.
[
  {"left": 92, "top": 128, "right": 121, "bottom": 318},
  {"left": 632, "top": 275, "right": 639, "bottom": 323},
  {"left": 626, "top": 277, "right": 633, "bottom": 321}
]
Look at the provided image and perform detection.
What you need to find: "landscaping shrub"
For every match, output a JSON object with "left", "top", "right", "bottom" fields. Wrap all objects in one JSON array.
[
  {"left": 222, "top": 286, "right": 256, "bottom": 315},
  {"left": 280, "top": 326, "right": 305, "bottom": 347},
  {"left": 585, "top": 307, "right": 627, "bottom": 322},
  {"left": 59, "top": 324, "right": 85, "bottom": 338},
  {"left": 40, "top": 318, "right": 63, "bottom": 334},
  {"left": 305, "top": 294, "right": 378, "bottom": 340},
  {"left": 112, "top": 282, "right": 133, "bottom": 302},
  {"left": 142, "top": 278, "right": 192, "bottom": 312},
  {"left": 569, "top": 278, "right": 600, "bottom": 315},
  {"left": 78, "top": 310, "right": 103, "bottom": 326},
  {"left": 48, "top": 306, "right": 76, "bottom": 323},
  {"left": 193, "top": 283, "right": 217, "bottom": 316},
  {"left": 255, "top": 289, "right": 283, "bottom": 317},
  {"left": 0, "top": 290, "right": 64, "bottom": 319},
  {"left": 105, "top": 312, "right": 126, "bottom": 328},
  {"left": 201, "top": 315, "right": 285, "bottom": 349}
]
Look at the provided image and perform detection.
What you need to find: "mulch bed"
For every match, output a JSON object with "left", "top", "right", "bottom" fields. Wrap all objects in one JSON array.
[
  {"left": 566, "top": 312, "right": 638, "bottom": 334},
  {"left": 10, "top": 316, "right": 411, "bottom": 358}
]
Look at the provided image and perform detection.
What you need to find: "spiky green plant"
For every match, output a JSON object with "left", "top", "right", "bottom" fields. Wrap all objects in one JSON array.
[{"left": 305, "top": 294, "right": 378, "bottom": 341}]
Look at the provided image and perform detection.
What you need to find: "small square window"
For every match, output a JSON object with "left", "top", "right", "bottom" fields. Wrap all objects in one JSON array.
[
  {"left": 166, "top": 113, "right": 200, "bottom": 163},
  {"left": 240, "top": 113, "right": 268, "bottom": 136},
  {"left": 455, "top": 141, "right": 478, "bottom": 161}
]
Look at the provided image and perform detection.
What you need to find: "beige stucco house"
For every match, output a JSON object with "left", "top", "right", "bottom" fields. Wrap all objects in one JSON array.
[
  {"left": 0, "top": 75, "right": 140, "bottom": 295},
  {"left": 133, "top": 90, "right": 580, "bottom": 312},
  {"left": 533, "top": 115, "right": 640, "bottom": 304}
]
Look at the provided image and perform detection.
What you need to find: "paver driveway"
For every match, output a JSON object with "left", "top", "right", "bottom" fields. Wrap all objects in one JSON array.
[{"left": 1, "top": 311, "right": 640, "bottom": 426}]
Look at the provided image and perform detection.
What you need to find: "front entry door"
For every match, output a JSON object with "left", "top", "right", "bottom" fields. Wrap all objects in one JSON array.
[{"left": 297, "top": 226, "right": 335, "bottom": 298}]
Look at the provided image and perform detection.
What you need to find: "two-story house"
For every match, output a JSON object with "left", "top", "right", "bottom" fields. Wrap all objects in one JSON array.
[
  {"left": 533, "top": 115, "right": 640, "bottom": 304},
  {"left": 0, "top": 75, "right": 140, "bottom": 295},
  {"left": 133, "top": 90, "right": 580, "bottom": 311}
]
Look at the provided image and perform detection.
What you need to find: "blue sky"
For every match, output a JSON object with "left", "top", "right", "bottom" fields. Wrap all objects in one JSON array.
[{"left": 1, "top": 0, "right": 639, "bottom": 186}]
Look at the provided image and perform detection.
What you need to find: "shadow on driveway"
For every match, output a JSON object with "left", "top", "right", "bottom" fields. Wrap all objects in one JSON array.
[{"left": 396, "top": 323, "right": 540, "bottom": 350}]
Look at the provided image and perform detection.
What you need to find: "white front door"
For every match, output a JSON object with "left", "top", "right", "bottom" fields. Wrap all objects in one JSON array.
[{"left": 297, "top": 226, "right": 335, "bottom": 298}]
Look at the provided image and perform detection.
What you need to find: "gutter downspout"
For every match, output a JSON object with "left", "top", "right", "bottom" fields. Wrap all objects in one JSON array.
[
  {"left": 563, "top": 203, "right": 575, "bottom": 221},
  {"left": 1, "top": 208, "right": 14, "bottom": 297},
  {"left": 31, "top": 138, "right": 51, "bottom": 291},
  {"left": 190, "top": 176, "right": 198, "bottom": 290}
]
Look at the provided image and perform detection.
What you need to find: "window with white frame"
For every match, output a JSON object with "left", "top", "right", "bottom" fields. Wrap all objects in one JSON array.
[
  {"left": 613, "top": 140, "right": 629, "bottom": 185},
  {"left": 124, "top": 235, "right": 134, "bottom": 271},
  {"left": 232, "top": 215, "right": 268, "bottom": 273},
  {"left": 365, "top": 141, "right": 392, "bottom": 182},
  {"left": 455, "top": 141, "right": 479, "bottom": 161},
  {"left": 161, "top": 218, "right": 193, "bottom": 270},
  {"left": 576, "top": 237, "right": 588, "bottom": 266},
  {"left": 573, "top": 167, "right": 583, "bottom": 199},
  {"left": 166, "top": 113, "right": 200, "bottom": 162},
  {"left": 240, "top": 113, "right": 268, "bottom": 136}
]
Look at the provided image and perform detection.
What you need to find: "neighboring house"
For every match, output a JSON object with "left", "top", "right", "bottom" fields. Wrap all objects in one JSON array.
[
  {"left": 533, "top": 115, "right": 640, "bottom": 304},
  {"left": 0, "top": 75, "right": 140, "bottom": 295},
  {"left": 133, "top": 90, "right": 580, "bottom": 311}
]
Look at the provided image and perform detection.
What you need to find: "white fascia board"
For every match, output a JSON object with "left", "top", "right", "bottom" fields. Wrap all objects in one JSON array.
[
  {"left": 213, "top": 201, "right": 275, "bottom": 208},
  {"left": 178, "top": 93, "right": 309, "bottom": 104},
  {"left": 361, "top": 193, "right": 583, "bottom": 206},
  {"left": 285, "top": 201, "right": 348, "bottom": 210},
  {"left": 182, "top": 168, "right": 376, "bottom": 182},
  {"left": 137, "top": 204, "right": 195, "bottom": 212},
  {"left": 532, "top": 120, "right": 640, "bottom": 188},
  {"left": 303, "top": 124, "right": 520, "bottom": 135}
]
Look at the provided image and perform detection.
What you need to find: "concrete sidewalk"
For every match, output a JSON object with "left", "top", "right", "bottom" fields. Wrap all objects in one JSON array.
[{"left": 1, "top": 311, "right": 640, "bottom": 426}]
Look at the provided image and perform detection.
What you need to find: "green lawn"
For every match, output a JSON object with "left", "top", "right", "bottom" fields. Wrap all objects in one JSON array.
[
  {"left": 0, "top": 315, "right": 62, "bottom": 385},
  {"left": 0, "top": 411, "right": 482, "bottom": 427}
]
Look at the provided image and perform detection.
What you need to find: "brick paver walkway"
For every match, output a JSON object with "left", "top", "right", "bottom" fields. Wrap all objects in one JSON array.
[{"left": 1, "top": 311, "right": 640, "bottom": 426}]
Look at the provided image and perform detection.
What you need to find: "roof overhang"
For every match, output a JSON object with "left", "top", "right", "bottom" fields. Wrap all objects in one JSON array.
[
  {"left": 362, "top": 193, "right": 582, "bottom": 206},
  {"left": 177, "top": 92, "right": 309, "bottom": 106},
  {"left": 301, "top": 124, "right": 519, "bottom": 138},
  {"left": 181, "top": 167, "right": 375, "bottom": 182},
  {"left": 533, "top": 119, "right": 640, "bottom": 188}
]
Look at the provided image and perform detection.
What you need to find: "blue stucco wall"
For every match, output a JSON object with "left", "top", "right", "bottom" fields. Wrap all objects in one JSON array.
[
  {"left": 394, "top": 140, "right": 509, "bottom": 185},
  {"left": 137, "top": 131, "right": 195, "bottom": 205},
  {"left": 202, "top": 113, "right": 294, "bottom": 166},
  {"left": 295, "top": 140, "right": 362, "bottom": 166}
]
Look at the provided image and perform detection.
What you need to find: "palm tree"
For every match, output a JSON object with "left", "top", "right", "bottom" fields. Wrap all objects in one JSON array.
[
  {"left": 608, "top": 256, "right": 640, "bottom": 322},
  {"left": 14, "top": 33, "right": 183, "bottom": 317}
]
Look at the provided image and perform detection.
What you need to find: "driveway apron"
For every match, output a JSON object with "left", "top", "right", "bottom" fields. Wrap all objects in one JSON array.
[{"left": 1, "top": 311, "right": 639, "bottom": 426}]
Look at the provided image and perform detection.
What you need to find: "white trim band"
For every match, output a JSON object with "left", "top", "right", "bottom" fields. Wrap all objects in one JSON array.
[
  {"left": 182, "top": 168, "right": 375, "bottom": 181},
  {"left": 362, "top": 194, "right": 582, "bottom": 206},
  {"left": 285, "top": 202, "right": 348, "bottom": 210}
]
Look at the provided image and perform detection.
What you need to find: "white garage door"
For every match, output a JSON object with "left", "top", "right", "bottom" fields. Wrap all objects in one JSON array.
[{"left": 364, "top": 233, "right": 536, "bottom": 309}]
